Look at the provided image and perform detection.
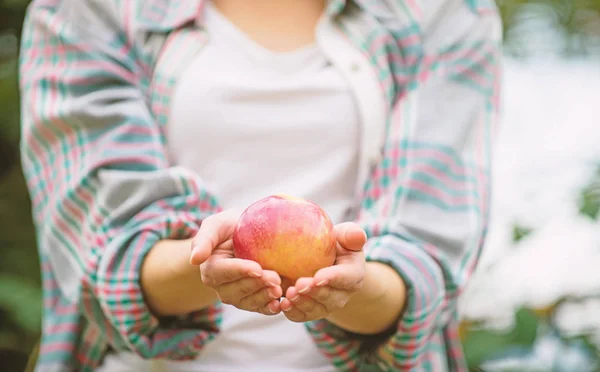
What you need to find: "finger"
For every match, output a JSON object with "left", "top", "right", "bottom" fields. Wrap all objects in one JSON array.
[
  {"left": 200, "top": 257, "right": 263, "bottom": 287},
  {"left": 304, "top": 286, "right": 351, "bottom": 313},
  {"left": 312, "top": 263, "right": 365, "bottom": 291},
  {"left": 288, "top": 284, "right": 347, "bottom": 314},
  {"left": 261, "top": 270, "right": 282, "bottom": 287},
  {"left": 280, "top": 298, "right": 308, "bottom": 322},
  {"left": 292, "top": 277, "right": 315, "bottom": 295},
  {"left": 256, "top": 299, "right": 282, "bottom": 316},
  {"left": 212, "top": 239, "right": 234, "bottom": 255},
  {"left": 190, "top": 210, "right": 240, "bottom": 265},
  {"left": 285, "top": 283, "right": 326, "bottom": 315},
  {"left": 280, "top": 297, "right": 293, "bottom": 313},
  {"left": 333, "top": 249, "right": 365, "bottom": 268},
  {"left": 334, "top": 222, "right": 367, "bottom": 252},
  {"left": 217, "top": 277, "right": 269, "bottom": 303},
  {"left": 238, "top": 285, "right": 282, "bottom": 311},
  {"left": 289, "top": 294, "right": 328, "bottom": 318}
]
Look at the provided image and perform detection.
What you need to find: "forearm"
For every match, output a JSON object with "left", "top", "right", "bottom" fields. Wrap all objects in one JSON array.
[
  {"left": 327, "top": 261, "right": 406, "bottom": 335},
  {"left": 141, "top": 238, "right": 219, "bottom": 317}
]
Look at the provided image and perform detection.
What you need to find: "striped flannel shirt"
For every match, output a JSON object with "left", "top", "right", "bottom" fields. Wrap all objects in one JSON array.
[{"left": 19, "top": 0, "right": 502, "bottom": 370}]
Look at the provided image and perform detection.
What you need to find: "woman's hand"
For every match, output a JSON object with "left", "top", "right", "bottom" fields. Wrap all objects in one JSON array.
[
  {"left": 190, "top": 210, "right": 283, "bottom": 315},
  {"left": 280, "top": 222, "right": 367, "bottom": 322}
]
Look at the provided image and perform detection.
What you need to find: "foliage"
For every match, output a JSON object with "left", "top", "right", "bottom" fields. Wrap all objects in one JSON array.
[
  {"left": 462, "top": 308, "right": 540, "bottom": 368},
  {"left": 461, "top": 300, "right": 600, "bottom": 371},
  {"left": 497, "top": 0, "right": 600, "bottom": 57},
  {"left": 0, "top": 0, "right": 600, "bottom": 371},
  {"left": 511, "top": 225, "right": 533, "bottom": 243},
  {"left": 579, "top": 167, "right": 600, "bottom": 220}
]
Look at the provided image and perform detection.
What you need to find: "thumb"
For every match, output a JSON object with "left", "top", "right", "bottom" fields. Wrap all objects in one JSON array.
[
  {"left": 334, "top": 222, "right": 367, "bottom": 252},
  {"left": 190, "top": 237, "right": 213, "bottom": 266},
  {"left": 190, "top": 211, "right": 238, "bottom": 265}
]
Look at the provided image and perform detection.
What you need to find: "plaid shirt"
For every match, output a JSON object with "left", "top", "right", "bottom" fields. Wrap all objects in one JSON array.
[{"left": 19, "top": 0, "right": 501, "bottom": 370}]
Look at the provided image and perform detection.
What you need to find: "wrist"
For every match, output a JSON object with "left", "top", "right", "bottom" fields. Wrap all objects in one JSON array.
[
  {"left": 346, "top": 261, "right": 403, "bottom": 311},
  {"left": 141, "top": 238, "right": 218, "bottom": 317},
  {"left": 326, "top": 261, "right": 406, "bottom": 335}
]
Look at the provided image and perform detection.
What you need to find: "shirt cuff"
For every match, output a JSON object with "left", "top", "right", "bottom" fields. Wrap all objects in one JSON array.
[
  {"left": 305, "top": 234, "right": 448, "bottom": 370},
  {"left": 86, "top": 212, "right": 222, "bottom": 360},
  {"left": 364, "top": 234, "right": 448, "bottom": 369}
]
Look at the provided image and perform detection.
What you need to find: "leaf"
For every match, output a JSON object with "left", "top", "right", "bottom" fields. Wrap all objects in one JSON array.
[
  {"left": 463, "top": 328, "right": 519, "bottom": 368},
  {"left": 578, "top": 167, "right": 600, "bottom": 220},
  {"left": 0, "top": 275, "right": 42, "bottom": 335},
  {"left": 512, "top": 224, "right": 533, "bottom": 243},
  {"left": 511, "top": 308, "right": 540, "bottom": 345},
  {"left": 462, "top": 308, "right": 540, "bottom": 368}
]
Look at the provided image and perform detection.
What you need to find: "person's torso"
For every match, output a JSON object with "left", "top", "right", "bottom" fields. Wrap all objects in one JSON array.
[
  {"left": 166, "top": 4, "right": 357, "bottom": 370},
  {"left": 100, "top": 2, "right": 375, "bottom": 371},
  {"left": 167, "top": 2, "right": 362, "bottom": 217}
]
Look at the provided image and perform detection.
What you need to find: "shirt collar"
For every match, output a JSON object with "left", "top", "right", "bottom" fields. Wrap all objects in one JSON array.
[{"left": 138, "top": 0, "right": 204, "bottom": 32}]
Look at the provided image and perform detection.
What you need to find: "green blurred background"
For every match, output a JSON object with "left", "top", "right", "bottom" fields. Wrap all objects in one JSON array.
[{"left": 1, "top": 1, "right": 600, "bottom": 371}]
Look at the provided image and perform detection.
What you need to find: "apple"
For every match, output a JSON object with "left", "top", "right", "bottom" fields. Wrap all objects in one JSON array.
[{"left": 232, "top": 194, "right": 337, "bottom": 291}]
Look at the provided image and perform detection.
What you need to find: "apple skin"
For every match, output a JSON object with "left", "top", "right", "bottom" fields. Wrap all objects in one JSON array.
[{"left": 232, "top": 194, "right": 337, "bottom": 290}]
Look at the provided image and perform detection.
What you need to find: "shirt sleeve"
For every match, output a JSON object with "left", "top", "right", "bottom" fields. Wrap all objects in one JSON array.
[
  {"left": 20, "top": 1, "right": 221, "bottom": 360},
  {"left": 306, "top": 1, "right": 502, "bottom": 370}
]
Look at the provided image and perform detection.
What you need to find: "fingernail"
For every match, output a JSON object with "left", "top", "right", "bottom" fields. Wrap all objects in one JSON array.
[
  {"left": 298, "top": 287, "right": 311, "bottom": 294},
  {"left": 266, "top": 281, "right": 277, "bottom": 287},
  {"left": 268, "top": 290, "right": 279, "bottom": 299},
  {"left": 250, "top": 271, "right": 262, "bottom": 278},
  {"left": 289, "top": 295, "right": 299, "bottom": 302},
  {"left": 316, "top": 280, "right": 328, "bottom": 287},
  {"left": 189, "top": 247, "right": 199, "bottom": 264},
  {"left": 282, "top": 306, "right": 291, "bottom": 312},
  {"left": 269, "top": 305, "right": 277, "bottom": 314}
]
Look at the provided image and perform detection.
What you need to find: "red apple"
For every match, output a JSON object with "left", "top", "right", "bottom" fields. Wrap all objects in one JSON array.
[{"left": 232, "top": 194, "right": 337, "bottom": 291}]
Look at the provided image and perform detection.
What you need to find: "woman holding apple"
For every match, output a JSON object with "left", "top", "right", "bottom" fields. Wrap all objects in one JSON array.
[{"left": 19, "top": 0, "right": 501, "bottom": 370}]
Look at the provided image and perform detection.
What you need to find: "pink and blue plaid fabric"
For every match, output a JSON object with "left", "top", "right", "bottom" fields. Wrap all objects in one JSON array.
[{"left": 19, "top": 0, "right": 501, "bottom": 370}]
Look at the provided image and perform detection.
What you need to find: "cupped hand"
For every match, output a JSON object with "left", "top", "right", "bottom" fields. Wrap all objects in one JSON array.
[
  {"left": 190, "top": 209, "right": 283, "bottom": 315},
  {"left": 280, "top": 222, "right": 367, "bottom": 322}
]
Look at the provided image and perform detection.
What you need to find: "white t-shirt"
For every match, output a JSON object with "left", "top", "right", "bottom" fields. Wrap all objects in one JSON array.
[{"left": 99, "top": 2, "right": 361, "bottom": 371}]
